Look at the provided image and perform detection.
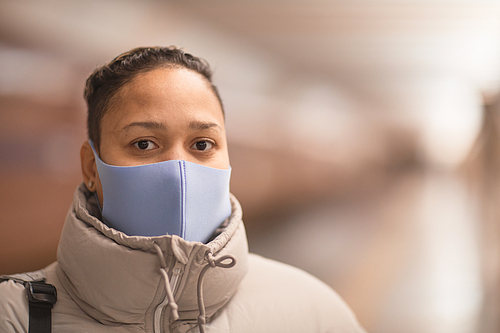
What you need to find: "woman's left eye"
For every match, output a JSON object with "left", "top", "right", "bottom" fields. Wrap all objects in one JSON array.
[
  {"left": 191, "top": 140, "right": 213, "bottom": 151},
  {"left": 133, "top": 140, "right": 157, "bottom": 150}
]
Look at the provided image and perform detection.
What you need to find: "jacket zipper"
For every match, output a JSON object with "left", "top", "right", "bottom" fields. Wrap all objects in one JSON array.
[{"left": 154, "top": 261, "right": 184, "bottom": 333}]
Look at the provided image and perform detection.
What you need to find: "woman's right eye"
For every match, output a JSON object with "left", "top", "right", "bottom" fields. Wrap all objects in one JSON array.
[{"left": 133, "top": 140, "right": 157, "bottom": 150}]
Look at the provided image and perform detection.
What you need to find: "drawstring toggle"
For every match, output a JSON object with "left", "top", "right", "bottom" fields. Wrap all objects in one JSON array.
[{"left": 197, "top": 252, "right": 236, "bottom": 333}]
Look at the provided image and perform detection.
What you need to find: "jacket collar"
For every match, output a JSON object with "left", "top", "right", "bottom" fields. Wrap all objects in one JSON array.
[{"left": 56, "top": 184, "right": 249, "bottom": 326}]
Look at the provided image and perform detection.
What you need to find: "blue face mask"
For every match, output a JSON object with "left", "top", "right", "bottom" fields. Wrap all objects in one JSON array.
[{"left": 90, "top": 142, "right": 232, "bottom": 243}]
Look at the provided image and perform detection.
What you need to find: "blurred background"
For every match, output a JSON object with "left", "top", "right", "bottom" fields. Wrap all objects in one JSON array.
[{"left": 2, "top": 0, "right": 500, "bottom": 332}]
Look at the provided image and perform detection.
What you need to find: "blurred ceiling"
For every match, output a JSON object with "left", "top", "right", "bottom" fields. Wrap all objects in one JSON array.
[
  {"left": 2, "top": 0, "right": 499, "bottom": 100},
  {"left": 176, "top": 0, "right": 500, "bottom": 99}
]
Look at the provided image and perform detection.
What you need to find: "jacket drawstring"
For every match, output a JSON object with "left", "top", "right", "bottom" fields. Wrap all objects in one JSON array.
[
  {"left": 153, "top": 243, "right": 180, "bottom": 322},
  {"left": 197, "top": 252, "right": 236, "bottom": 333}
]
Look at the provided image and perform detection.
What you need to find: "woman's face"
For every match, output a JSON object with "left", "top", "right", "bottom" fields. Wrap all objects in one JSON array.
[{"left": 82, "top": 67, "right": 229, "bottom": 207}]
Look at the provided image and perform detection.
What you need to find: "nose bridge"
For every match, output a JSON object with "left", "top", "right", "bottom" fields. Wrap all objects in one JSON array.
[{"left": 162, "top": 142, "right": 189, "bottom": 162}]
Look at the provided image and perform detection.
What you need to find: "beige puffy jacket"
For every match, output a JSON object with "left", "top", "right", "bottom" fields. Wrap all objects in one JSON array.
[{"left": 0, "top": 184, "right": 366, "bottom": 333}]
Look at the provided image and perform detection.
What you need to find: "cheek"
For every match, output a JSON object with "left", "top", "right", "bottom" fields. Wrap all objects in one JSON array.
[
  {"left": 223, "top": 150, "right": 230, "bottom": 168},
  {"left": 215, "top": 149, "right": 230, "bottom": 169}
]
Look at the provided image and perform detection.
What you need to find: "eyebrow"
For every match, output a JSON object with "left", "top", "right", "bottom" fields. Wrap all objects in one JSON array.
[
  {"left": 121, "top": 121, "right": 167, "bottom": 132},
  {"left": 188, "top": 121, "right": 222, "bottom": 131}
]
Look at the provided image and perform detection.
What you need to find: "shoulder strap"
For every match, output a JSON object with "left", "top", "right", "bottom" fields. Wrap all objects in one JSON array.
[
  {"left": 25, "top": 280, "right": 57, "bottom": 333},
  {"left": 1, "top": 271, "right": 57, "bottom": 333}
]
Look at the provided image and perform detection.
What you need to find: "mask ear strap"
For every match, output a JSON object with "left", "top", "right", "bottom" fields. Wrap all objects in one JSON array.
[
  {"left": 88, "top": 140, "right": 103, "bottom": 214},
  {"left": 89, "top": 140, "right": 97, "bottom": 154},
  {"left": 94, "top": 192, "right": 103, "bottom": 213}
]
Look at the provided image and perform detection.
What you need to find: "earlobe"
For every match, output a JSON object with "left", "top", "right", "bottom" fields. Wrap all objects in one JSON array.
[{"left": 81, "top": 141, "right": 97, "bottom": 192}]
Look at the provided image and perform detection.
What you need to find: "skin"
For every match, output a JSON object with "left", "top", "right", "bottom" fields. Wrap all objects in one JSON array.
[{"left": 80, "top": 67, "right": 229, "bottom": 208}]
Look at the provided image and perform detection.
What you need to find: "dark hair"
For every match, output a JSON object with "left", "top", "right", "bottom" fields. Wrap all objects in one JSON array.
[{"left": 84, "top": 46, "right": 224, "bottom": 150}]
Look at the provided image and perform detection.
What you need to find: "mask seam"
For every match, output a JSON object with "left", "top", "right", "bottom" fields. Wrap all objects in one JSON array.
[{"left": 179, "top": 160, "right": 187, "bottom": 239}]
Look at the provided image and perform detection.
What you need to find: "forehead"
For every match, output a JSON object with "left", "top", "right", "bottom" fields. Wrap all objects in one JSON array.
[{"left": 102, "top": 67, "right": 224, "bottom": 129}]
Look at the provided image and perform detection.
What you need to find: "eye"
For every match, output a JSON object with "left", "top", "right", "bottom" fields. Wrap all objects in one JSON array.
[
  {"left": 133, "top": 140, "right": 157, "bottom": 150},
  {"left": 191, "top": 140, "right": 214, "bottom": 151}
]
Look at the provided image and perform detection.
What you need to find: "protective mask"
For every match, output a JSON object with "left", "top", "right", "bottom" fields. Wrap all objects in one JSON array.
[{"left": 90, "top": 142, "right": 232, "bottom": 243}]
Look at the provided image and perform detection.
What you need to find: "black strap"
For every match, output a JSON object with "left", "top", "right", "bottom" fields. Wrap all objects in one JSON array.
[{"left": 25, "top": 281, "right": 57, "bottom": 333}]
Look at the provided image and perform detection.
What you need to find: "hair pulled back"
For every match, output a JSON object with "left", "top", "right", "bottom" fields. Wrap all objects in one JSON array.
[{"left": 84, "top": 46, "right": 223, "bottom": 149}]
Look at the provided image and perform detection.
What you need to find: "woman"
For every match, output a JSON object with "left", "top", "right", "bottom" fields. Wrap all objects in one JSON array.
[{"left": 0, "top": 46, "right": 365, "bottom": 333}]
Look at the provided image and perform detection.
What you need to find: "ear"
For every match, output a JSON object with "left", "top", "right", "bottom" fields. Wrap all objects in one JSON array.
[{"left": 81, "top": 141, "right": 97, "bottom": 192}]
